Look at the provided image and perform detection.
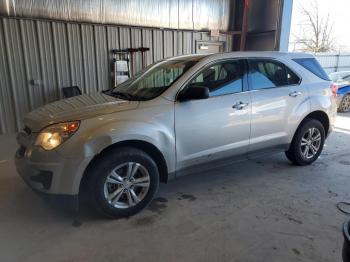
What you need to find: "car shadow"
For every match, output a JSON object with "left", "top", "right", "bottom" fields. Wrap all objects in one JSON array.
[{"left": 5, "top": 152, "right": 296, "bottom": 227}]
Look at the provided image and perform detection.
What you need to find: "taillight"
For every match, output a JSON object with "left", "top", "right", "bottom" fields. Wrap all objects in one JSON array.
[{"left": 331, "top": 83, "right": 338, "bottom": 97}]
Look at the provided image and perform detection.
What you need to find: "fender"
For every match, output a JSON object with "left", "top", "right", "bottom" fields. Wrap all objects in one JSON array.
[
  {"left": 83, "top": 120, "right": 175, "bottom": 166},
  {"left": 307, "top": 84, "right": 337, "bottom": 130},
  {"left": 57, "top": 119, "right": 176, "bottom": 195}
]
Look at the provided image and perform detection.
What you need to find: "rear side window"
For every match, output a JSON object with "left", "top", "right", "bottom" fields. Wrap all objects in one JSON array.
[
  {"left": 293, "top": 58, "right": 330, "bottom": 81},
  {"left": 248, "top": 59, "right": 300, "bottom": 90}
]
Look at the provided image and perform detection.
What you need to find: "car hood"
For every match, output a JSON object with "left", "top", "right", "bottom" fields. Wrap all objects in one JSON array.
[{"left": 24, "top": 92, "right": 139, "bottom": 132}]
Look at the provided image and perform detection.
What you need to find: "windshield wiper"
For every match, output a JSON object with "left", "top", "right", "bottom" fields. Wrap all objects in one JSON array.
[
  {"left": 109, "top": 91, "right": 136, "bottom": 101},
  {"left": 105, "top": 90, "right": 146, "bottom": 101}
]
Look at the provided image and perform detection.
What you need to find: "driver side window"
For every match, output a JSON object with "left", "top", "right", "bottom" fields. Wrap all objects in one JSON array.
[
  {"left": 189, "top": 60, "right": 245, "bottom": 97},
  {"left": 143, "top": 67, "right": 184, "bottom": 88}
]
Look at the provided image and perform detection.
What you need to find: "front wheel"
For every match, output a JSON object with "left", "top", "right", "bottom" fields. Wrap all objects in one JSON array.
[
  {"left": 86, "top": 147, "right": 159, "bottom": 218},
  {"left": 285, "top": 119, "right": 325, "bottom": 166}
]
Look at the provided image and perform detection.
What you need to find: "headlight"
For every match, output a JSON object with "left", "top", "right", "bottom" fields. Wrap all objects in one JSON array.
[{"left": 35, "top": 121, "right": 80, "bottom": 150}]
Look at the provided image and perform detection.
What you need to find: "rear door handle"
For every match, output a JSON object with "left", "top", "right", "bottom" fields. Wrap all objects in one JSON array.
[
  {"left": 232, "top": 101, "right": 249, "bottom": 110},
  {"left": 289, "top": 91, "right": 302, "bottom": 97}
]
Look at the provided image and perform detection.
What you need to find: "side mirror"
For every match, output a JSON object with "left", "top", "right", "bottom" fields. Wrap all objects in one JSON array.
[{"left": 178, "top": 84, "right": 210, "bottom": 102}]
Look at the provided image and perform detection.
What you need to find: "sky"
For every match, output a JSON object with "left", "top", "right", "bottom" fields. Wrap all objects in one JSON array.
[{"left": 289, "top": 0, "right": 350, "bottom": 52}]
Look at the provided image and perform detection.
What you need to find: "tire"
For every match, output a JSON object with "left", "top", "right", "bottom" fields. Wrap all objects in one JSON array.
[
  {"left": 86, "top": 147, "right": 159, "bottom": 218},
  {"left": 285, "top": 118, "right": 325, "bottom": 166},
  {"left": 339, "top": 94, "right": 350, "bottom": 112}
]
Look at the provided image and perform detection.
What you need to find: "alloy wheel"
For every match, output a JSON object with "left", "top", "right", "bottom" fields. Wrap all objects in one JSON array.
[
  {"left": 342, "top": 95, "right": 350, "bottom": 111},
  {"left": 103, "top": 162, "right": 150, "bottom": 209},
  {"left": 300, "top": 127, "right": 322, "bottom": 159}
]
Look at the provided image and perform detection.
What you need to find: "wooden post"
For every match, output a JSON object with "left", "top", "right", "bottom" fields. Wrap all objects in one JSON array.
[{"left": 240, "top": 0, "right": 250, "bottom": 51}]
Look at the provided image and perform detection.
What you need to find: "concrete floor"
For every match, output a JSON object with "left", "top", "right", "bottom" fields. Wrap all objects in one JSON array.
[{"left": 0, "top": 113, "right": 350, "bottom": 262}]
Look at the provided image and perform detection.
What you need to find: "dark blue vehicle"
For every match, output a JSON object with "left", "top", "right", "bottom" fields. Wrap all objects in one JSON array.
[{"left": 329, "top": 71, "right": 350, "bottom": 112}]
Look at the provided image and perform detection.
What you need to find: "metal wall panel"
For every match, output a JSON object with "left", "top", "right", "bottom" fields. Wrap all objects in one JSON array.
[
  {"left": 0, "top": 0, "right": 231, "bottom": 31},
  {"left": 20, "top": 19, "right": 44, "bottom": 110},
  {"left": 0, "top": 18, "right": 17, "bottom": 133},
  {"left": 107, "top": 26, "right": 119, "bottom": 50},
  {"left": 183, "top": 32, "right": 192, "bottom": 54},
  {"left": 164, "top": 31, "right": 173, "bottom": 59},
  {"left": 173, "top": 31, "right": 183, "bottom": 56},
  {"left": 130, "top": 28, "right": 142, "bottom": 73},
  {"left": 36, "top": 20, "right": 58, "bottom": 103},
  {"left": 2, "top": 18, "right": 29, "bottom": 130},
  {"left": 67, "top": 23, "right": 85, "bottom": 92},
  {"left": 201, "top": 32, "right": 210, "bottom": 41},
  {"left": 81, "top": 24, "right": 98, "bottom": 93},
  {"left": 0, "top": 17, "right": 232, "bottom": 134},
  {"left": 94, "top": 25, "right": 108, "bottom": 91},
  {"left": 142, "top": 29, "right": 153, "bottom": 66},
  {"left": 153, "top": 30, "right": 163, "bottom": 62},
  {"left": 52, "top": 22, "right": 70, "bottom": 99},
  {"left": 106, "top": 26, "right": 120, "bottom": 87},
  {"left": 192, "top": 32, "right": 202, "bottom": 53},
  {"left": 119, "top": 27, "right": 131, "bottom": 49}
]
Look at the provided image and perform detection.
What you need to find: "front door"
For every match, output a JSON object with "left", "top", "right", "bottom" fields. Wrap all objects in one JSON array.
[{"left": 175, "top": 59, "right": 251, "bottom": 170}]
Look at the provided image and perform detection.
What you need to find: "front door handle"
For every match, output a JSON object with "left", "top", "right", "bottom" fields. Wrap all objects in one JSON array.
[
  {"left": 289, "top": 91, "right": 302, "bottom": 97},
  {"left": 232, "top": 101, "right": 249, "bottom": 110}
]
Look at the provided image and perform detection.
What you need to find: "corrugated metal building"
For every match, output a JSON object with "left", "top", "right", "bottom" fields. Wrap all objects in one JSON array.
[{"left": 0, "top": 0, "right": 293, "bottom": 134}]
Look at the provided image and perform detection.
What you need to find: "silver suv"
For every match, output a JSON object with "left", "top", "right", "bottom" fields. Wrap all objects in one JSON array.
[{"left": 15, "top": 52, "right": 337, "bottom": 217}]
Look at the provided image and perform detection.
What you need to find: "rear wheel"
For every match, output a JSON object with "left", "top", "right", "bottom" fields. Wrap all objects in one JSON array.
[
  {"left": 339, "top": 94, "right": 350, "bottom": 112},
  {"left": 285, "top": 119, "right": 325, "bottom": 166},
  {"left": 86, "top": 147, "right": 159, "bottom": 218}
]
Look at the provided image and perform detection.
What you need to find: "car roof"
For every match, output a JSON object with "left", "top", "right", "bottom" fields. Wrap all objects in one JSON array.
[{"left": 165, "top": 51, "right": 315, "bottom": 62}]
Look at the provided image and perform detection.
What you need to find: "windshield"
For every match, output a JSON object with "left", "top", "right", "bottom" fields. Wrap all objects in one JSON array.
[{"left": 109, "top": 58, "right": 199, "bottom": 100}]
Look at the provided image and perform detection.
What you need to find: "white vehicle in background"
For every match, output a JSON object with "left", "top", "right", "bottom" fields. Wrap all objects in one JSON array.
[{"left": 15, "top": 52, "right": 337, "bottom": 218}]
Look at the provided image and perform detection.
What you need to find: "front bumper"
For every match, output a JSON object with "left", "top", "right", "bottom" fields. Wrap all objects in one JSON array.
[
  {"left": 15, "top": 149, "right": 79, "bottom": 212},
  {"left": 15, "top": 147, "right": 63, "bottom": 193},
  {"left": 14, "top": 131, "right": 93, "bottom": 197},
  {"left": 20, "top": 174, "right": 79, "bottom": 212}
]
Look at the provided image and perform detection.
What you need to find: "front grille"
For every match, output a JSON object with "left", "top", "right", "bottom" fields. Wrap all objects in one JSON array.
[{"left": 23, "top": 126, "right": 31, "bottom": 135}]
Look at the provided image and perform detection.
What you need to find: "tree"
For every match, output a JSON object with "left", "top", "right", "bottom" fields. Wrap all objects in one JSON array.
[{"left": 293, "top": 0, "right": 334, "bottom": 53}]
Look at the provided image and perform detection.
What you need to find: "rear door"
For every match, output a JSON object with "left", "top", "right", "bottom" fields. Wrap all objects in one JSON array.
[{"left": 247, "top": 58, "right": 309, "bottom": 152}]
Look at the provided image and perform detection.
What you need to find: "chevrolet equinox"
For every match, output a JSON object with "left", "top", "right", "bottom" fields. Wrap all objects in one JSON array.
[{"left": 15, "top": 52, "right": 337, "bottom": 218}]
